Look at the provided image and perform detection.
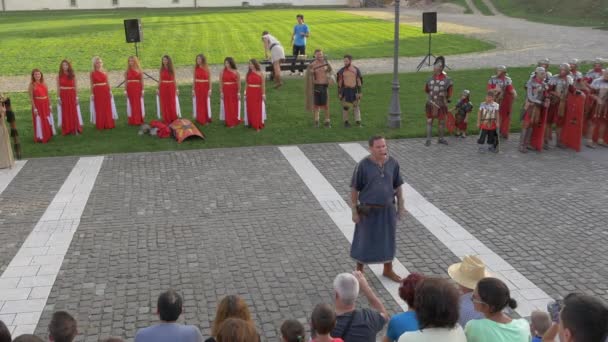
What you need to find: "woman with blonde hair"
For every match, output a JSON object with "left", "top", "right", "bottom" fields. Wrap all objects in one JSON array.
[
  {"left": 57, "top": 59, "right": 83, "bottom": 135},
  {"left": 124, "top": 56, "right": 145, "bottom": 125},
  {"left": 193, "top": 53, "right": 212, "bottom": 125},
  {"left": 29, "top": 68, "right": 55, "bottom": 142},
  {"left": 90, "top": 56, "right": 118, "bottom": 130},
  {"left": 157, "top": 55, "right": 181, "bottom": 124},
  {"left": 206, "top": 295, "right": 254, "bottom": 342}
]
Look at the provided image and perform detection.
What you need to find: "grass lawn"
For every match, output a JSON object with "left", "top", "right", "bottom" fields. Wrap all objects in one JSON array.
[
  {"left": 472, "top": 0, "right": 494, "bottom": 15},
  {"left": 8, "top": 65, "right": 590, "bottom": 159},
  {"left": 490, "top": 0, "right": 608, "bottom": 27},
  {"left": 0, "top": 8, "right": 494, "bottom": 76}
]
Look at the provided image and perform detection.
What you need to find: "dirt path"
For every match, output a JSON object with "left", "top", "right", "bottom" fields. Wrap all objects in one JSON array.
[{"left": 1, "top": 7, "right": 605, "bottom": 93}]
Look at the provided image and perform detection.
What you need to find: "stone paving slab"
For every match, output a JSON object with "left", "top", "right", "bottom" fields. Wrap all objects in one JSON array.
[
  {"left": 32, "top": 148, "right": 400, "bottom": 341},
  {"left": 0, "top": 158, "right": 78, "bottom": 272}
]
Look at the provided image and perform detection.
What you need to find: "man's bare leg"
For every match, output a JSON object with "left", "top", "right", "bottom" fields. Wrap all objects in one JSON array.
[{"left": 383, "top": 262, "right": 401, "bottom": 282}]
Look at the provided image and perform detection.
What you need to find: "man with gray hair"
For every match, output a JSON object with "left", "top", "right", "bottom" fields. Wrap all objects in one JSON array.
[{"left": 331, "top": 271, "right": 388, "bottom": 342}]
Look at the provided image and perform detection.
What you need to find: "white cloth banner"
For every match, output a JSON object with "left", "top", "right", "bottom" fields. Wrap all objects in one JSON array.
[
  {"left": 176, "top": 95, "right": 182, "bottom": 118},
  {"left": 207, "top": 96, "right": 212, "bottom": 120},
  {"left": 76, "top": 98, "right": 83, "bottom": 126},
  {"left": 57, "top": 102, "right": 62, "bottom": 127},
  {"left": 156, "top": 95, "right": 161, "bottom": 119},
  {"left": 126, "top": 98, "right": 132, "bottom": 118},
  {"left": 219, "top": 98, "right": 225, "bottom": 121},
  {"left": 243, "top": 96, "right": 248, "bottom": 126},
  {"left": 192, "top": 96, "right": 197, "bottom": 119},
  {"left": 141, "top": 97, "right": 146, "bottom": 119},
  {"left": 35, "top": 115, "right": 43, "bottom": 140},
  {"left": 89, "top": 98, "right": 96, "bottom": 124},
  {"left": 111, "top": 94, "right": 118, "bottom": 120}
]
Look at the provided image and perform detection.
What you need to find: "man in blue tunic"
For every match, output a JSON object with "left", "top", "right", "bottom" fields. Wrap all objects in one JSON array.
[{"left": 350, "top": 136, "right": 406, "bottom": 282}]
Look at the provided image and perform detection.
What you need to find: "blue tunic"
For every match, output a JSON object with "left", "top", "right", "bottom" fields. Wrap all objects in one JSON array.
[{"left": 350, "top": 156, "right": 404, "bottom": 264}]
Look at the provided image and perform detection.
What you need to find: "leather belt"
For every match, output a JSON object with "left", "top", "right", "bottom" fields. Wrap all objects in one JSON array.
[
  {"left": 195, "top": 79, "right": 209, "bottom": 83},
  {"left": 247, "top": 84, "right": 262, "bottom": 88},
  {"left": 223, "top": 82, "right": 237, "bottom": 85},
  {"left": 127, "top": 80, "right": 141, "bottom": 83},
  {"left": 34, "top": 96, "right": 48, "bottom": 100},
  {"left": 93, "top": 83, "right": 107, "bottom": 86},
  {"left": 161, "top": 80, "right": 174, "bottom": 83},
  {"left": 59, "top": 86, "right": 74, "bottom": 90}
]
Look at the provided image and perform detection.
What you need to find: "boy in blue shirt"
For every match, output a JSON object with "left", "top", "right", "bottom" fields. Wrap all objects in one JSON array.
[{"left": 291, "top": 14, "right": 310, "bottom": 75}]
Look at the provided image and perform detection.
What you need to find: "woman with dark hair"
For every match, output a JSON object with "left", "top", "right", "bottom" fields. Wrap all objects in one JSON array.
[
  {"left": 90, "top": 56, "right": 117, "bottom": 130},
  {"left": 157, "top": 55, "right": 181, "bottom": 124},
  {"left": 124, "top": 56, "right": 145, "bottom": 125},
  {"left": 398, "top": 277, "right": 466, "bottom": 342},
  {"left": 206, "top": 295, "right": 255, "bottom": 342},
  {"left": 465, "top": 277, "right": 530, "bottom": 342},
  {"left": 244, "top": 59, "right": 265, "bottom": 131},
  {"left": 280, "top": 319, "right": 306, "bottom": 342},
  {"left": 193, "top": 53, "right": 212, "bottom": 125},
  {"left": 384, "top": 273, "right": 424, "bottom": 342},
  {"left": 57, "top": 59, "right": 83, "bottom": 135},
  {"left": 0, "top": 318, "right": 12, "bottom": 342},
  {"left": 219, "top": 57, "right": 241, "bottom": 128},
  {"left": 29, "top": 68, "right": 55, "bottom": 142}
]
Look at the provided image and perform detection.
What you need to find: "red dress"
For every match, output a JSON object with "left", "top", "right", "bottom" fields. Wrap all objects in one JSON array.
[
  {"left": 31, "top": 83, "right": 53, "bottom": 143},
  {"left": 58, "top": 74, "right": 82, "bottom": 135},
  {"left": 91, "top": 70, "right": 115, "bottom": 130},
  {"left": 221, "top": 69, "right": 240, "bottom": 127},
  {"left": 246, "top": 72, "right": 264, "bottom": 130},
  {"left": 159, "top": 69, "right": 178, "bottom": 124},
  {"left": 126, "top": 69, "right": 144, "bottom": 125},
  {"left": 194, "top": 66, "right": 211, "bottom": 125}
]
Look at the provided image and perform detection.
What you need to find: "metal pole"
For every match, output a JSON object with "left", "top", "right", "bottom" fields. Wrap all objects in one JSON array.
[{"left": 387, "top": 0, "right": 401, "bottom": 128}]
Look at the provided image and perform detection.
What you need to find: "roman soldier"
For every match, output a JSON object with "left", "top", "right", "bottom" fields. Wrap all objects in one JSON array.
[
  {"left": 487, "top": 65, "right": 516, "bottom": 139},
  {"left": 424, "top": 56, "right": 453, "bottom": 146},
  {"left": 546, "top": 63, "right": 575, "bottom": 148},
  {"left": 588, "top": 69, "right": 608, "bottom": 147},
  {"left": 519, "top": 67, "right": 550, "bottom": 153},
  {"left": 583, "top": 58, "right": 605, "bottom": 144},
  {"left": 531, "top": 58, "right": 553, "bottom": 82}
]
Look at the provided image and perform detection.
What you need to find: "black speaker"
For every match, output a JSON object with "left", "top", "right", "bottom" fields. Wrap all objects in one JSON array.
[
  {"left": 124, "top": 19, "right": 142, "bottom": 43},
  {"left": 422, "top": 12, "right": 437, "bottom": 34}
]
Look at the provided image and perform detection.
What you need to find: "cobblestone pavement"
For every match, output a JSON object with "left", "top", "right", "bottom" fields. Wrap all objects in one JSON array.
[
  {"left": 0, "top": 158, "right": 77, "bottom": 271},
  {"left": 1, "top": 138, "right": 606, "bottom": 340},
  {"left": 2, "top": 7, "right": 606, "bottom": 93},
  {"left": 28, "top": 148, "right": 400, "bottom": 341}
]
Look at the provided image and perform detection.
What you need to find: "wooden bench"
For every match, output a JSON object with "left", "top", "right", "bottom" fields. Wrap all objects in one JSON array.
[{"left": 260, "top": 55, "right": 315, "bottom": 80}]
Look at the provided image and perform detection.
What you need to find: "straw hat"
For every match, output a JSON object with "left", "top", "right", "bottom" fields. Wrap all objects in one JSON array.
[{"left": 448, "top": 255, "right": 492, "bottom": 290}]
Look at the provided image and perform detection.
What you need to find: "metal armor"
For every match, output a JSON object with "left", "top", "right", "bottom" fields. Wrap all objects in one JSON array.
[
  {"left": 426, "top": 74, "right": 453, "bottom": 107},
  {"left": 548, "top": 75, "right": 573, "bottom": 103},
  {"left": 526, "top": 78, "right": 548, "bottom": 105},
  {"left": 488, "top": 75, "right": 512, "bottom": 103}
]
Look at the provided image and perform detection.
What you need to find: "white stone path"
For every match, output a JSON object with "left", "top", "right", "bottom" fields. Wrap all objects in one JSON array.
[{"left": 0, "top": 157, "right": 103, "bottom": 336}]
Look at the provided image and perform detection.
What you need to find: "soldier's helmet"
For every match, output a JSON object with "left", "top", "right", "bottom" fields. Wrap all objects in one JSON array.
[
  {"left": 462, "top": 89, "right": 471, "bottom": 97},
  {"left": 559, "top": 63, "right": 571, "bottom": 72},
  {"left": 496, "top": 65, "right": 507, "bottom": 73},
  {"left": 538, "top": 58, "right": 550, "bottom": 66},
  {"left": 535, "top": 66, "right": 546, "bottom": 75},
  {"left": 568, "top": 58, "right": 579, "bottom": 67}
]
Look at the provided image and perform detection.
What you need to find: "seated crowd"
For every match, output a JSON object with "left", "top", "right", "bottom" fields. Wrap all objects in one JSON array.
[{"left": 1, "top": 256, "right": 606, "bottom": 342}]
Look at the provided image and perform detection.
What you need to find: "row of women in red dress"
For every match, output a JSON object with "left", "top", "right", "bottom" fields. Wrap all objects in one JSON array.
[{"left": 28, "top": 55, "right": 267, "bottom": 143}]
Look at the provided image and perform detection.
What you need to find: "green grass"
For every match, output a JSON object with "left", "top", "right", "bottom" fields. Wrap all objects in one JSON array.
[
  {"left": 491, "top": 0, "right": 608, "bottom": 26},
  {"left": 472, "top": 0, "right": 494, "bottom": 15},
  {"left": 0, "top": 8, "right": 494, "bottom": 76},
  {"left": 7, "top": 65, "right": 587, "bottom": 159}
]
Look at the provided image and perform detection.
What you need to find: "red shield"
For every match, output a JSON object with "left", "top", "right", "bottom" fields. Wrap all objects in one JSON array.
[
  {"left": 499, "top": 92, "right": 514, "bottom": 137},
  {"left": 560, "top": 92, "right": 585, "bottom": 152},
  {"left": 169, "top": 119, "right": 205, "bottom": 143},
  {"left": 446, "top": 111, "right": 455, "bottom": 134},
  {"left": 530, "top": 107, "right": 548, "bottom": 151}
]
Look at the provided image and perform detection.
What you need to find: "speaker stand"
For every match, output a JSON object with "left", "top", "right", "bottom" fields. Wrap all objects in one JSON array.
[
  {"left": 416, "top": 33, "right": 450, "bottom": 72},
  {"left": 116, "top": 42, "right": 158, "bottom": 88}
]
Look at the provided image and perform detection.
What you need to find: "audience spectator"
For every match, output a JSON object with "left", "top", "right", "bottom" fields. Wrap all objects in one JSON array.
[
  {"left": 311, "top": 303, "right": 343, "bottom": 342},
  {"left": 48, "top": 311, "right": 77, "bottom": 342},
  {"left": 398, "top": 277, "right": 466, "bottom": 342},
  {"left": 331, "top": 271, "right": 388, "bottom": 342},
  {"left": 0, "top": 321, "right": 11, "bottom": 342},
  {"left": 12, "top": 335, "right": 44, "bottom": 342},
  {"left": 384, "top": 273, "right": 424, "bottom": 342},
  {"left": 134, "top": 289, "right": 203, "bottom": 342},
  {"left": 206, "top": 295, "right": 255, "bottom": 342},
  {"left": 447, "top": 256, "right": 489, "bottom": 327},
  {"left": 215, "top": 318, "right": 258, "bottom": 342},
  {"left": 542, "top": 293, "right": 608, "bottom": 342},
  {"left": 465, "top": 277, "right": 530, "bottom": 342},
  {"left": 529, "top": 310, "right": 551, "bottom": 342},
  {"left": 280, "top": 319, "right": 306, "bottom": 342}
]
